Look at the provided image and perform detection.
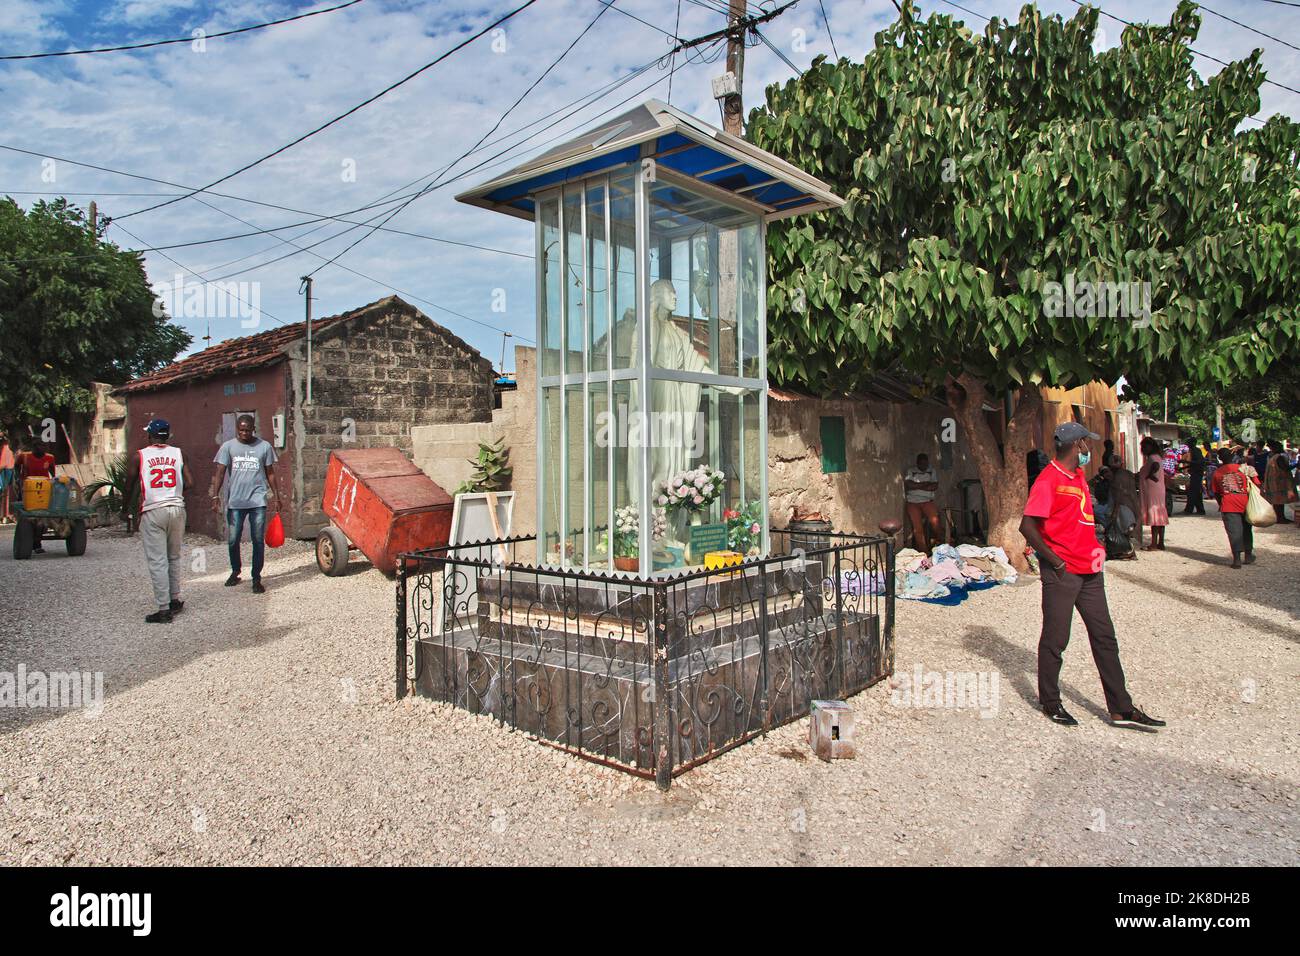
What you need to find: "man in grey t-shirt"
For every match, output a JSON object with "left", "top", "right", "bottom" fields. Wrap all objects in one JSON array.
[{"left": 210, "top": 414, "right": 281, "bottom": 593}]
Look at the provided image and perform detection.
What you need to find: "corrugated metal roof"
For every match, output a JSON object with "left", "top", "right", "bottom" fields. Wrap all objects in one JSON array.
[{"left": 456, "top": 99, "right": 843, "bottom": 222}]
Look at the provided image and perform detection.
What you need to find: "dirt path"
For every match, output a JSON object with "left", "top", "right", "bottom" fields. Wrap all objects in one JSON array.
[{"left": 1, "top": 507, "right": 1295, "bottom": 865}]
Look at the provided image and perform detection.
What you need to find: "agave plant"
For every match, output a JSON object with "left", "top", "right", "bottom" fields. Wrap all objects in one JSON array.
[
  {"left": 455, "top": 438, "right": 512, "bottom": 496},
  {"left": 84, "top": 453, "right": 130, "bottom": 517}
]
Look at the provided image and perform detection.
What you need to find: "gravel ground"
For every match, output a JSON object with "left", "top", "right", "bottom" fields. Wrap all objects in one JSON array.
[{"left": 1, "top": 505, "right": 1296, "bottom": 866}]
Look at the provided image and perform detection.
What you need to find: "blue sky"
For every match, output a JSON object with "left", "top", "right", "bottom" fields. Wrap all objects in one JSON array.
[{"left": 3, "top": 0, "right": 1298, "bottom": 369}]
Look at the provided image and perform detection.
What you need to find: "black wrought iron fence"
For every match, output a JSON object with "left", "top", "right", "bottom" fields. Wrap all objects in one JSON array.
[{"left": 397, "top": 529, "right": 894, "bottom": 788}]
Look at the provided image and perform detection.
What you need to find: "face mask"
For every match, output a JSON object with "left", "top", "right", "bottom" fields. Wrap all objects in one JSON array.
[{"left": 1078, "top": 451, "right": 1092, "bottom": 466}]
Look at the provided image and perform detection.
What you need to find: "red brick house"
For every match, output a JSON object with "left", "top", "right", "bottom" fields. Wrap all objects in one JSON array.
[{"left": 116, "top": 296, "right": 494, "bottom": 539}]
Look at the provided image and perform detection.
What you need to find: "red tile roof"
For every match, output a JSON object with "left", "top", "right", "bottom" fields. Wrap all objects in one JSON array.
[{"left": 116, "top": 295, "right": 402, "bottom": 395}]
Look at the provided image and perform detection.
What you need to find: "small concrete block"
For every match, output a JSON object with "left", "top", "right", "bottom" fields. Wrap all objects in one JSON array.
[{"left": 809, "top": 699, "right": 855, "bottom": 762}]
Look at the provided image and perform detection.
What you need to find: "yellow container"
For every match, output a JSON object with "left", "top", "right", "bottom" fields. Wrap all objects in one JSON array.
[
  {"left": 704, "top": 550, "right": 744, "bottom": 571},
  {"left": 23, "top": 477, "right": 52, "bottom": 510}
]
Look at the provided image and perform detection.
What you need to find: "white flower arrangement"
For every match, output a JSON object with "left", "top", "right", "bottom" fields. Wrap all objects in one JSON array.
[{"left": 654, "top": 465, "right": 725, "bottom": 515}]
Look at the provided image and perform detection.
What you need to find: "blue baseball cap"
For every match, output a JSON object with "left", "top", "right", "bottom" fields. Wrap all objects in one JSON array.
[{"left": 144, "top": 419, "right": 171, "bottom": 436}]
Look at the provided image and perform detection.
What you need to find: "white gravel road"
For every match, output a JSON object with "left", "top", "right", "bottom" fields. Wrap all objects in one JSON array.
[{"left": 1, "top": 504, "right": 1296, "bottom": 866}]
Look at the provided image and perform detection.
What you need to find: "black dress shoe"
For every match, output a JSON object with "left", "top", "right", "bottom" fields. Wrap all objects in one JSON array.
[
  {"left": 169, "top": 599, "right": 185, "bottom": 614},
  {"left": 1043, "top": 704, "right": 1078, "bottom": 726},
  {"left": 1110, "top": 707, "right": 1166, "bottom": 728},
  {"left": 145, "top": 609, "right": 173, "bottom": 624},
  {"left": 224, "top": 574, "right": 241, "bottom": 586}
]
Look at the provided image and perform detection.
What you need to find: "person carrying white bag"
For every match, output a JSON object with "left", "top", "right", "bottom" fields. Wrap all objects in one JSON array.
[{"left": 1211, "top": 447, "right": 1265, "bottom": 568}]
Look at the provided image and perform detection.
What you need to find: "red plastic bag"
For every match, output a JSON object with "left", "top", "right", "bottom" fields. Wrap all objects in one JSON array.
[{"left": 265, "top": 512, "right": 285, "bottom": 548}]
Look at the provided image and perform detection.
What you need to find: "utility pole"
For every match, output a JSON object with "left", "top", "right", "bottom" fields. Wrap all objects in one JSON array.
[
  {"left": 299, "top": 276, "right": 314, "bottom": 406},
  {"left": 87, "top": 200, "right": 97, "bottom": 238},
  {"left": 722, "top": 0, "right": 747, "bottom": 136}
]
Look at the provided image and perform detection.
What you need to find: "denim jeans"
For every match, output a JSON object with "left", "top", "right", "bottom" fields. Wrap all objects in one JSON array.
[{"left": 227, "top": 506, "right": 267, "bottom": 580}]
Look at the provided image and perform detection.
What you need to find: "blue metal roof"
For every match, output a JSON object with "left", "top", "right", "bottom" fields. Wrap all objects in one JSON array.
[{"left": 457, "top": 100, "right": 842, "bottom": 222}]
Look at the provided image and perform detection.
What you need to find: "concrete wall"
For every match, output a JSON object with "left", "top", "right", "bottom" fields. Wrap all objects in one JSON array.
[
  {"left": 123, "top": 363, "right": 292, "bottom": 539},
  {"left": 767, "top": 394, "right": 983, "bottom": 535},
  {"left": 412, "top": 345, "right": 985, "bottom": 544},
  {"left": 287, "top": 300, "right": 495, "bottom": 539}
]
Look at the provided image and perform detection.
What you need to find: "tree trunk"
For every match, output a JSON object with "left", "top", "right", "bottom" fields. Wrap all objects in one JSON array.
[{"left": 945, "top": 374, "right": 1043, "bottom": 571}]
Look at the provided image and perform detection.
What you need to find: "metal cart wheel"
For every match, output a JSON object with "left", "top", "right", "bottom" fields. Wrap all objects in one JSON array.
[
  {"left": 316, "top": 526, "right": 350, "bottom": 576},
  {"left": 13, "top": 518, "right": 34, "bottom": 560},
  {"left": 65, "top": 519, "right": 87, "bottom": 556}
]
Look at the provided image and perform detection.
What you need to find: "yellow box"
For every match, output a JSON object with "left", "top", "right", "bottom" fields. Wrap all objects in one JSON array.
[{"left": 704, "top": 550, "right": 744, "bottom": 571}]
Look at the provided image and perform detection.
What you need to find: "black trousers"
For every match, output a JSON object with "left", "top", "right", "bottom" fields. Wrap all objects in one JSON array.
[
  {"left": 1037, "top": 563, "right": 1135, "bottom": 714},
  {"left": 1184, "top": 475, "right": 1205, "bottom": 514},
  {"left": 1221, "top": 512, "right": 1253, "bottom": 557}
]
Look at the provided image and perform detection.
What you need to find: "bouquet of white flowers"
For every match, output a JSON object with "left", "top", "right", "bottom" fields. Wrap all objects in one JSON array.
[
  {"left": 612, "top": 504, "right": 667, "bottom": 557},
  {"left": 654, "top": 465, "right": 725, "bottom": 515}
]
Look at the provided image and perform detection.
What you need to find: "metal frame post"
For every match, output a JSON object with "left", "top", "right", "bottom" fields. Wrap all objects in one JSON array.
[
  {"left": 652, "top": 581, "right": 672, "bottom": 790},
  {"left": 396, "top": 561, "right": 408, "bottom": 700}
]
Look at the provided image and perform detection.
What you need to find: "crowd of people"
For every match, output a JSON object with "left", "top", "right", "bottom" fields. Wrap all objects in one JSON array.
[{"left": 903, "top": 424, "right": 1295, "bottom": 730}]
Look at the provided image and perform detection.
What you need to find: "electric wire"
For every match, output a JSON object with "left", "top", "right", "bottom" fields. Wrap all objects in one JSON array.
[
  {"left": 0, "top": 0, "right": 363, "bottom": 60},
  {"left": 114, "top": 0, "right": 543, "bottom": 220}
]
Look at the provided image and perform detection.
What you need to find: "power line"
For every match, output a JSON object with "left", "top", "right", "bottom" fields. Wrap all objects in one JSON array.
[
  {"left": 0, "top": 51, "right": 672, "bottom": 268},
  {"left": 110, "top": 221, "right": 290, "bottom": 327},
  {"left": 0, "top": 0, "right": 364, "bottom": 61},
  {"left": 755, "top": 28, "right": 805, "bottom": 75},
  {"left": 818, "top": 0, "right": 841, "bottom": 59},
  {"left": 305, "top": 0, "right": 618, "bottom": 279},
  {"left": 114, "top": 0, "right": 544, "bottom": 221},
  {"left": 1196, "top": 3, "right": 1300, "bottom": 55},
  {"left": 1065, "top": 0, "right": 1300, "bottom": 97}
]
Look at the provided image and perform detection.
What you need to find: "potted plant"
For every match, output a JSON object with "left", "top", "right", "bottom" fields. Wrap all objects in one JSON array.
[
  {"left": 724, "top": 500, "right": 765, "bottom": 556},
  {"left": 611, "top": 505, "right": 666, "bottom": 571}
]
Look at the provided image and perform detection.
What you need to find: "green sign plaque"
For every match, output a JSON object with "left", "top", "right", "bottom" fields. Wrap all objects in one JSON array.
[{"left": 689, "top": 521, "right": 729, "bottom": 556}]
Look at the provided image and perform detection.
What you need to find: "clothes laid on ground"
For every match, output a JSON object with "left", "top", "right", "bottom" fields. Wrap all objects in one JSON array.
[{"left": 894, "top": 544, "right": 1017, "bottom": 601}]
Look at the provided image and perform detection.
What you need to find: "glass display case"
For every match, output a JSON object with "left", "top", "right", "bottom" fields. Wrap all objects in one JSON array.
[
  {"left": 535, "top": 167, "right": 767, "bottom": 575},
  {"left": 457, "top": 100, "right": 842, "bottom": 577}
]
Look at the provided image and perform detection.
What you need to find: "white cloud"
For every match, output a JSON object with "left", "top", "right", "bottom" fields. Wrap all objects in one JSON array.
[{"left": 2, "top": 0, "right": 1297, "bottom": 364}]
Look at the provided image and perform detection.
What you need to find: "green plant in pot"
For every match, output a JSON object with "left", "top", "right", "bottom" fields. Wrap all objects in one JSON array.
[{"left": 611, "top": 505, "right": 667, "bottom": 572}]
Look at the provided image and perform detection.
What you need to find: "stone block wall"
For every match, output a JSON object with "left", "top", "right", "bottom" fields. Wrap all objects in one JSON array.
[{"left": 287, "top": 297, "right": 495, "bottom": 538}]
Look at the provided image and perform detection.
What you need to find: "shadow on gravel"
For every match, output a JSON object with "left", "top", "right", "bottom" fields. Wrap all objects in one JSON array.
[
  {"left": 0, "top": 524, "right": 316, "bottom": 735},
  {"left": 961, "top": 625, "right": 1110, "bottom": 721},
  {"left": 1106, "top": 561, "right": 1300, "bottom": 636},
  {"left": 986, "top": 744, "right": 1299, "bottom": 866}
]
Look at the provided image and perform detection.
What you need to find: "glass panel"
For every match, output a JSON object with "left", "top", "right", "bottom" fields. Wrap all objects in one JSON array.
[
  {"left": 564, "top": 382, "right": 585, "bottom": 567},
  {"left": 589, "top": 381, "right": 611, "bottom": 571},
  {"left": 644, "top": 180, "right": 760, "bottom": 379},
  {"left": 563, "top": 186, "right": 584, "bottom": 378},
  {"left": 738, "top": 221, "right": 763, "bottom": 380},
  {"left": 645, "top": 385, "right": 764, "bottom": 572},
  {"left": 609, "top": 171, "right": 637, "bottom": 370},
  {"left": 611, "top": 379, "right": 640, "bottom": 571},
  {"left": 587, "top": 182, "right": 609, "bottom": 374},
  {"left": 539, "top": 196, "right": 561, "bottom": 378},
  {"left": 540, "top": 385, "right": 562, "bottom": 564}
]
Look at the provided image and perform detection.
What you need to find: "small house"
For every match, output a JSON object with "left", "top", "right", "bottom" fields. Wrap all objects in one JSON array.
[{"left": 115, "top": 295, "right": 494, "bottom": 539}]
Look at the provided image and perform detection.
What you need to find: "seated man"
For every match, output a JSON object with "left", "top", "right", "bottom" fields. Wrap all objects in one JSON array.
[{"left": 904, "top": 453, "right": 941, "bottom": 552}]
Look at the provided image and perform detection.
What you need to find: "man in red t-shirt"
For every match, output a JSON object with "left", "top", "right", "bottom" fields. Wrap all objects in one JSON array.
[
  {"left": 1210, "top": 446, "right": 1260, "bottom": 568},
  {"left": 1020, "top": 422, "right": 1165, "bottom": 729},
  {"left": 18, "top": 441, "right": 56, "bottom": 480}
]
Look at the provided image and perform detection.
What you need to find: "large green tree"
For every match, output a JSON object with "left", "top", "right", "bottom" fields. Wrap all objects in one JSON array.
[
  {"left": 749, "top": 1, "right": 1300, "bottom": 561},
  {"left": 0, "top": 198, "right": 189, "bottom": 432}
]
